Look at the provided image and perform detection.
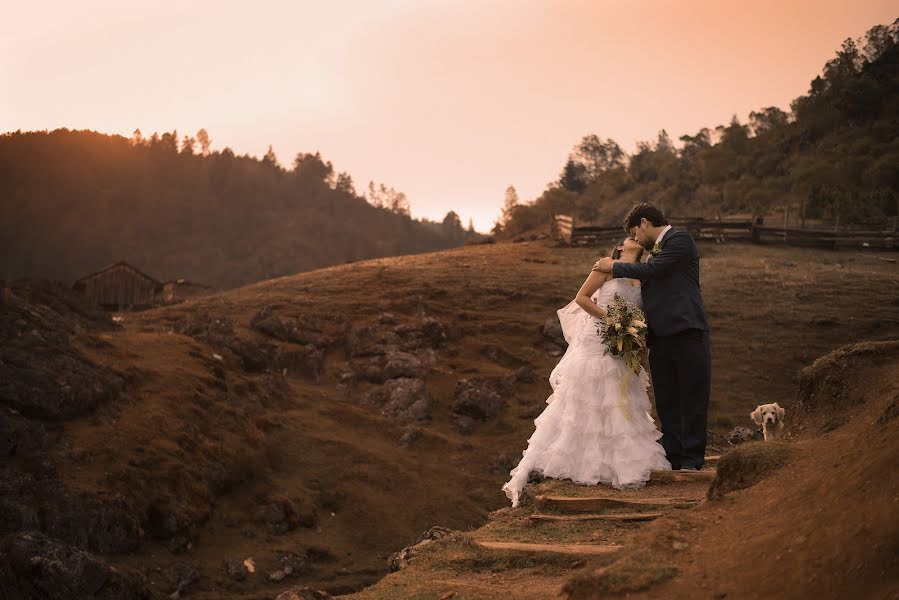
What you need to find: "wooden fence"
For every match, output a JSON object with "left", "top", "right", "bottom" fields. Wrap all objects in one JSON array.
[{"left": 552, "top": 215, "right": 897, "bottom": 251}]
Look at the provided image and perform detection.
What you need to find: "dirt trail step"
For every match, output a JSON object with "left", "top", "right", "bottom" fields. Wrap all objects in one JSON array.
[
  {"left": 535, "top": 495, "right": 701, "bottom": 513},
  {"left": 529, "top": 512, "right": 663, "bottom": 523},
  {"left": 650, "top": 468, "right": 717, "bottom": 483},
  {"left": 705, "top": 454, "right": 721, "bottom": 465},
  {"left": 476, "top": 541, "right": 622, "bottom": 555}
]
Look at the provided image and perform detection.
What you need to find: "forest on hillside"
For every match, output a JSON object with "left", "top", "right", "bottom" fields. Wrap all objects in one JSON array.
[
  {"left": 497, "top": 19, "right": 899, "bottom": 236},
  {"left": 0, "top": 130, "right": 479, "bottom": 289}
]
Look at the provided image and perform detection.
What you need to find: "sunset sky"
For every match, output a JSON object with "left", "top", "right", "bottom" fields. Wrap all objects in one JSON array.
[{"left": 2, "top": 1, "right": 895, "bottom": 231}]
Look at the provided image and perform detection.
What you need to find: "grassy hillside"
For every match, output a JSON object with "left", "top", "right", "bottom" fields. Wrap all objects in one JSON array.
[{"left": 2, "top": 239, "right": 897, "bottom": 598}]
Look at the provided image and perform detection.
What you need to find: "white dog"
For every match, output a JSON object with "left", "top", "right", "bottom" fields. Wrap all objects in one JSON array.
[{"left": 751, "top": 403, "right": 785, "bottom": 441}]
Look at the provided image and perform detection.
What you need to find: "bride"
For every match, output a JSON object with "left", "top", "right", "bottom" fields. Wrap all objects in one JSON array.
[{"left": 502, "top": 237, "right": 671, "bottom": 507}]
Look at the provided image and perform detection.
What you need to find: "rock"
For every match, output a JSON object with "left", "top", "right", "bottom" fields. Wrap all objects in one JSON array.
[
  {"left": 541, "top": 315, "right": 566, "bottom": 348},
  {"left": 453, "top": 415, "right": 474, "bottom": 435},
  {"left": 513, "top": 365, "right": 537, "bottom": 384},
  {"left": 351, "top": 348, "right": 427, "bottom": 384},
  {"left": 275, "top": 550, "right": 308, "bottom": 574},
  {"left": 164, "top": 561, "right": 199, "bottom": 596},
  {"left": 383, "top": 350, "right": 426, "bottom": 380},
  {"left": 0, "top": 465, "right": 141, "bottom": 554},
  {"left": 173, "top": 314, "right": 275, "bottom": 373},
  {"left": 527, "top": 470, "right": 545, "bottom": 484},
  {"left": 251, "top": 307, "right": 332, "bottom": 348},
  {"left": 230, "top": 337, "right": 276, "bottom": 373},
  {"left": 452, "top": 379, "right": 504, "bottom": 420},
  {"left": 0, "top": 531, "right": 149, "bottom": 600},
  {"left": 347, "top": 317, "right": 446, "bottom": 358},
  {"left": 255, "top": 497, "right": 301, "bottom": 535},
  {"left": 146, "top": 504, "right": 183, "bottom": 540},
  {"left": 418, "top": 316, "right": 447, "bottom": 348},
  {"left": 489, "top": 453, "right": 516, "bottom": 474},
  {"left": 365, "top": 378, "right": 432, "bottom": 421},
  {"left": 399, "top": 425, "right": 422, "bottom": 448},
  {"left": 0, "top": 280, "right": 125, "bottom": 420},
  {"left": 706, "top": 429, "right": 728, "bottom": 452},
  {"left": 727, "top": 426, "right": 763, "bottom": 445},
  {"left": 277, "top": 346, "right": 324, "bottom": 383},
  {"left": 480, "top": 344, "right": 525, "bottom": 368},
  {"left": 346, "top": 323, "right": 401, "bottom": 358},
  {"left": 257, "top": 373, "right": 295, "bottom": 408},
  {"left": 387, "top": 526, "right": 455, "bottom": 572},
  {"left": 275, "top": 586, "right": 334, "bottom": 600},
  {"left": 250, "top": 306, "right": 290, "bottom": 340},
  {"left": 223, "top": 558, "right": 248, "bottom": 581},
  {"left": 167, "top": 535, "right": 191, "bottom": 554}
]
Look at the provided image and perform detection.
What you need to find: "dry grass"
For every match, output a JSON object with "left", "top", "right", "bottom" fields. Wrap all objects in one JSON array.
[{"left": 42, "top": 239, "right": 899, "bottom": 597}]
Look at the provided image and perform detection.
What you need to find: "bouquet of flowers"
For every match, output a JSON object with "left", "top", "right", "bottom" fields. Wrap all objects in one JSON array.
[{"left": 598, "top": 293, "right": 648, "bottom": 375}]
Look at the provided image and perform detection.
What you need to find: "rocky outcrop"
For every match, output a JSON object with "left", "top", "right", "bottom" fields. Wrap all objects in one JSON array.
[
  {"left": 255, "top": 496, "right": 316, "bottom": 535},
  {"left": 173, "top": 313, "right": 276, "bottom": 373},
  {"left": 727, "top": 426, "right": 763, "bottom": 445},
  {"left": 1, "top": 280, "right": 124, "bottom": 420},
  {"left": 541, "top": 315, "right": 567, "bottom": 356},
  {"left": 364, "top": 378, "right": 432, "bottom": 421},
  {"left": 452, "top": 379, "right": 504, "bottom": 420},
  {"left": 0, "top": 531, "right": 148, "bottom": 600}
]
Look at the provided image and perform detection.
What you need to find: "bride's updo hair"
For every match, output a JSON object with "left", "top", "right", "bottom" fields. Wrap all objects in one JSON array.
[{"left": 611, "top": 238, "right": 644, "bottom": 262}]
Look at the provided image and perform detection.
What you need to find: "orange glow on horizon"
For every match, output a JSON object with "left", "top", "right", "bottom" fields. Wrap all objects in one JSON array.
[{"left": 1, "top": 0, "right": 895, "bottom": 231}]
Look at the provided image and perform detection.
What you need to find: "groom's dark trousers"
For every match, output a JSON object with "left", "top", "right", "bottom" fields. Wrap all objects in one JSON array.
[{"left": 611, "top": 228, "right": 711, "bottom": 469}]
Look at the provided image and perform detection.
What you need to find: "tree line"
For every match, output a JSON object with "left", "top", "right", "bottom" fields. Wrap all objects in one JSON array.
[
  {"left": 0, "top": 128, "right": 482, "bottom": 289},
  {"left": 496, "top": 19, "right": 899, "bottom": 236}
]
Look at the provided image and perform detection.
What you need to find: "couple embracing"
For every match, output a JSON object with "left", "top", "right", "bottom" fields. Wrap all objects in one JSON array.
[{"left": 503, "top": 203, "right": 711, "bottom": 506}]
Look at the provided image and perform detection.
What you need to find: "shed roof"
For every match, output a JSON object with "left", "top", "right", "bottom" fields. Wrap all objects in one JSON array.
[{"left": 73, "top": 261, "right": 162, "bottom": 286}]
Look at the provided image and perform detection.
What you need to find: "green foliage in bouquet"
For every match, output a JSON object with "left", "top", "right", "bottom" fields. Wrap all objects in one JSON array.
[{"left": 598, "top": 293, "right": 648, "bottom": 375}]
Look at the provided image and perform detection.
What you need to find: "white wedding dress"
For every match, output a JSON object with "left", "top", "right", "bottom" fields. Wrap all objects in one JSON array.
[{"left": 502, "top": 278, "right": 671, "bottom": 507}]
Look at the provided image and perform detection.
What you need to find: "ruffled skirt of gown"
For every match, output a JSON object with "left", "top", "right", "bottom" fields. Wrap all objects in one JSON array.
[{"left": 502, "top": 339, "right": 671, "bottom": 507}]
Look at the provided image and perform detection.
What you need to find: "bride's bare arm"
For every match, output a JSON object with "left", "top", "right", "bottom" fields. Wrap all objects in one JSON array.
[{"left": 574, "top": 269, "right": 609, "bottom": 319}]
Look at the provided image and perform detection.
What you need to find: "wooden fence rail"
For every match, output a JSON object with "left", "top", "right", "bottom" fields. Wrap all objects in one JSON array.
[{"left": 552, "top": 215, "right": 897, "bottom": 251}]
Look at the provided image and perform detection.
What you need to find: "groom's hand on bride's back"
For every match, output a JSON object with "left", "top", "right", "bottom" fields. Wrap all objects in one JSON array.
[{"left": 592, "top": 257, "right": 614, "bottom": 273}]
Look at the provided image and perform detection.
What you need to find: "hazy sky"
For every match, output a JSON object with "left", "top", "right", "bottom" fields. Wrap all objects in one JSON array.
[{"left": 2, "top": 1, "right": 895, "bottom": 231}]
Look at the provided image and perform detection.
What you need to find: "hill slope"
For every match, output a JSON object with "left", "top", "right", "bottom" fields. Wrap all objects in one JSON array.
[
  {"left": 1, "top": 239, "right": 897, "bottom": 598},
  {"left": 0, "top": 129, "right": 474, "bottom": 289},
  {"left": 352, "top": 340, "right": 899, "bottom": 599}
]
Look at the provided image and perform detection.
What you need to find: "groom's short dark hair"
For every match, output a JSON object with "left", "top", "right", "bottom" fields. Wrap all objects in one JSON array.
[{"left": 623, "top": 203, "right": 668, "bottom": 231}]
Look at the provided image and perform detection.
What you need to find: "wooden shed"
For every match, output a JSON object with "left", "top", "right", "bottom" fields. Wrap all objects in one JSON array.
[
  {"left": 73, "top": 261, "right": 163, "bottom": 310},
  {"left": 162, "top": 278, "right": 211, "bottom": 303}
]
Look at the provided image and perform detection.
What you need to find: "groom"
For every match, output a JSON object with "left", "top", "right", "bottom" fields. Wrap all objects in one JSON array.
[{"left": 593, "top": 203, "right": 711, "bottom": 470}]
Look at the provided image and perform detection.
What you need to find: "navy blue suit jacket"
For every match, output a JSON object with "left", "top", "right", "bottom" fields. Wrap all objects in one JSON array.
[{"left": 611, "top": 228, "right": 709, "bottom": 337}]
